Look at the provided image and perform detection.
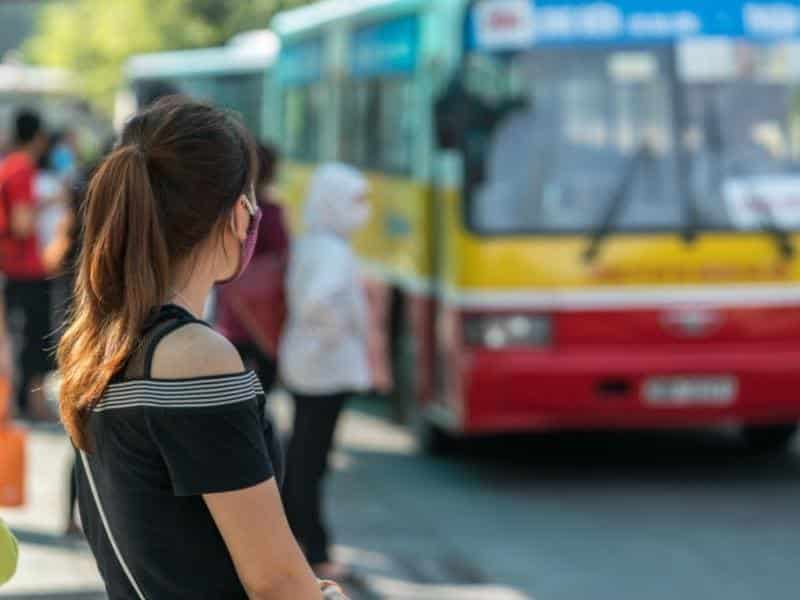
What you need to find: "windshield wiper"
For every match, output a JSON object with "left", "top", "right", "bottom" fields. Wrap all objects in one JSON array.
[
  {"left": 756, "top": 195, "right": 795, "bottom": 260},
  {"left": 583, "top": 144, "right": 653, "bottom": 264},
  {"left": 702, "top": 100, "right": 793, "bottom": 259}
]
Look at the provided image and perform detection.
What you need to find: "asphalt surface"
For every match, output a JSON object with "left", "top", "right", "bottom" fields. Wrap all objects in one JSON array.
[
  {"left": 3, "top": 395, "right": 800, "bottom": 600},
  {"left": 328, "top": 399, "right": 800, "bottom": 600}
]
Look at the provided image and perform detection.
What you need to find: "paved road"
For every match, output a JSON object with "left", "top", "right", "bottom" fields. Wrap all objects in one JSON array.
[
  {"left": 328, "top": 401, "right": 800, "bottom": 600},
  {"left": 3, "top": 394, "right": 800, "bottom": 599}
]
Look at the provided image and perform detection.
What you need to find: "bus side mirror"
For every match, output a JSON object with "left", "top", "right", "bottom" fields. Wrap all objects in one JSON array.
[
  {"left": 434, "top": 88, "right": 467, "bottom": 149},
  {"left": 433, "top": 79, "right": 534, "bottom": 150}
]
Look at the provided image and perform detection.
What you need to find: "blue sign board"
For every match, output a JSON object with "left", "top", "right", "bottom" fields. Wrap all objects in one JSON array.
[
  {"left": 350, "top": 15, "right": 420, "bottom": 77},
  {"left": 279, "top": 38, "right": 323, "bottom": 85},
  {"left": 466, "top": 0, "right": 800, "bottom": 50}
]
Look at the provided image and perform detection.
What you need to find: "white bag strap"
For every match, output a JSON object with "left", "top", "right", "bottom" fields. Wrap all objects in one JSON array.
[{"left": 80, "top": 451, "right": 148, "bottom": 600}]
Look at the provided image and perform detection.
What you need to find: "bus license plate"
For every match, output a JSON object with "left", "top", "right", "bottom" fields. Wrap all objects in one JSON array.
[{"left": 643, "top": 376, "right": 737, "bottom": 407}]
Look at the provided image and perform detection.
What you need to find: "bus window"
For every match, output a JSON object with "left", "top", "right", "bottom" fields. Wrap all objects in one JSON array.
[
  {"left": 463, "top": 48, "right": 679, "bottom": 235},
  {"left": 213, "top": 74, "right": 264, "bottom": 134},
  {"left": 283, "top": 84, "right": 324, "bottom": 162},
  {"left": 133, "top": 79, "right": 181, "bottom": 108},
  {"left": 380, "top": 78, "right": 415, "bottom": 174},
  {"left": 340, "top": 81, "right": 371, "bottom": 167},
  {"left": 686, "top": 80, "right": 800, "bottom": 231},
  {"left": 340, "top": 77, "right": 414, "bottom": 175},
  {"left": 342, "top": 14, "right": 419, "bottom": 175}
]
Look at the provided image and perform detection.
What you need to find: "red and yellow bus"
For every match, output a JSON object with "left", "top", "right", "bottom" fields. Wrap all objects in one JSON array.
[{"left": 269, "top": 0, "right": 800, "bottom": 453}]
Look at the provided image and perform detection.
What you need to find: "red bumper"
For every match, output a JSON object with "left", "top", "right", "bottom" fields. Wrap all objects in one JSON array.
[{"left": 461, "top": 345, "right": 800, "bottom": 434}]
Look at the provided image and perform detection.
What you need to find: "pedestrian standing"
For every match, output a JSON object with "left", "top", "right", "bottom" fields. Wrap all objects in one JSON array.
[
  {"left": 0, "top": 110, "right": 53, "bottom": 420},
  {"left": 49, "top": 129, "right": 79, "bottom": 182},
  {"left": 35, "top": 135, "right": 72, "bottom": 276},
  {"left": 57, "top": 98, "right": 345, "bottom": 599},
  {"left": 216, "top": 143, "right": 289, "bottom": 393},
  {"left": 280, "top": 163, "right": 372, "bottom": 580}
]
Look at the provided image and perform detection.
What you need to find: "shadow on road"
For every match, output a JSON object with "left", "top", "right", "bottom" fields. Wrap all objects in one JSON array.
[
  {"left": 348, "top": 398, "right": 800, "bottom": 484},
  {"left": 452, "top": 428, "right": 800, "bottom": 486},
  {"left": 337, "top": 405, "right": 800, "bottom": 599}
]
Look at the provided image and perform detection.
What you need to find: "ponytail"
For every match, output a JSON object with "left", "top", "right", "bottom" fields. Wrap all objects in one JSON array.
[
  {"left": 58, "top": 146, "right": 170, "bottom": 450},
  {"left": 57, "top": 97, "right": 256, "bottom": 451}
]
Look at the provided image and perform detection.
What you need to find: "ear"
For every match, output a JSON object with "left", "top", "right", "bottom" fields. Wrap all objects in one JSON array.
[{"left": 231, "top": 195, "right": 250, "bottom": 241}]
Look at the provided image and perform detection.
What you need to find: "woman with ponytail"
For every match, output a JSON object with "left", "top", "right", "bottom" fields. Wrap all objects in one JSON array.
[{"left": 58, "top": 97, "right": 344, "bottom": 599}]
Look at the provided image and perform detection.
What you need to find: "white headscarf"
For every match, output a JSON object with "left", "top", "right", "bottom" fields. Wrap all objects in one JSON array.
[{"left": 304, "top": 162, "right": 369, "bottom": 235}]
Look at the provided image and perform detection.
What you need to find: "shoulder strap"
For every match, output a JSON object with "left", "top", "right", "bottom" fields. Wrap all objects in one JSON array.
[
  {"left": 142, "top": 305, "right": 209, "bottom": 379},
  {"left": 79, "top": 451, "right": 148, "bottom": 600}
]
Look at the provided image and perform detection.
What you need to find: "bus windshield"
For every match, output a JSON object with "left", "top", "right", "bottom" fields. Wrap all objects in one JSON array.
[
  {"left": 461, "top": 46, "right": 800, "bottom": 235},
  {"left": 686, "top": 80, "right": 800, "bottom": 231},
  {"left": 462, "top": 48, "right": 678, "bottom": 234}
]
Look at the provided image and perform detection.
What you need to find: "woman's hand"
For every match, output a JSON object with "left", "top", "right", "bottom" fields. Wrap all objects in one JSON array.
[{"left": 320, "top": 580, "right": 349, "bottom": 600}]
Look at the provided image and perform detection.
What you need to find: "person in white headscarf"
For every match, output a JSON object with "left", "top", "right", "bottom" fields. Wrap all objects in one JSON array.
[{"left": 279, "top": 163, "right": 371, "bottom": 580}]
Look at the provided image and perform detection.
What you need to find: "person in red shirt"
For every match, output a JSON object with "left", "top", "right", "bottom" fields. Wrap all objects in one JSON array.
[{"left": 0, "top": 109, "right": 52, "bottom": 419}]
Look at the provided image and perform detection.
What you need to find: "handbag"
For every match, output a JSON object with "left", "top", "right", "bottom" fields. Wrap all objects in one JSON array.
[{"left": 0, "top": 426, "right": 25, "bottom": 508}]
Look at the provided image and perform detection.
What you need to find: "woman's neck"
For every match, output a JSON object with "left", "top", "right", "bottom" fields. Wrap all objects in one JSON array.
[{"left": 169, "top": 278, "right": 212, "bottom": 319}]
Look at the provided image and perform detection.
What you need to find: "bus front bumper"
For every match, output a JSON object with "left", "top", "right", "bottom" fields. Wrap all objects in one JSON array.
[{"left": 460, "top": 345, "right": 800, "bottom": 434}]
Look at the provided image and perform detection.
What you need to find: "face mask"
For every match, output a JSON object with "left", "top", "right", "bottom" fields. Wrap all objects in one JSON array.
[{"left": 219, "top": 197, "right": 262, "bottom": 285}]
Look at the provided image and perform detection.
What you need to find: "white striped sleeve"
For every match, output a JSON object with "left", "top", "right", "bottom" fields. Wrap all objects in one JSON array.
[{"left": 102, "top": 372, "right": 275, "bottom": 496}]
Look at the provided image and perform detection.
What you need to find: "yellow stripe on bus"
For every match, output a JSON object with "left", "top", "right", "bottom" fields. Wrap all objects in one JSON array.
[{"left": 281, "top": 161, "right": 800, "bottom": 293}]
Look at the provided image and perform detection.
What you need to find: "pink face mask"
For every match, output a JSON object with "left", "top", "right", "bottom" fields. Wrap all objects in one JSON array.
[{"left": 219, "top": 196, "right": 262, "bottom": 285}]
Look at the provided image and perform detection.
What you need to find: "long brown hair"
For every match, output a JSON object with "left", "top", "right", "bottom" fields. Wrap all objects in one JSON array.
[{"left": 58, "top": 97, "right": 255, "bottom": 450}]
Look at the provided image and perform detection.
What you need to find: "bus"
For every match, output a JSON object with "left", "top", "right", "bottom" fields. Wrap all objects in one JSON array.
[
  {"left": 118, "top": 30, "right": 279, "bottom": 137},
  {"left": 269, "top": 0, "right": 800, "bottom": 453},
  {"left": 0, "top": 59, "right": 104, "bottom": 154}
]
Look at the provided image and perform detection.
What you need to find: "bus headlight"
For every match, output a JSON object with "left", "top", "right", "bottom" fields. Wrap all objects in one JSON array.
[{"left": 463, "top": 314, "right": 552, "bottom": 348}]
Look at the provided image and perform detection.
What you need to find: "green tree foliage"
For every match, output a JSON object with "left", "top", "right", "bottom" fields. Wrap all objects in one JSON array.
[
  {"left": 26, "top": 0, "right": 314, "bottom": 114},
  {"left": 188, "top": 0, "right": 311, "bottom": 43}
]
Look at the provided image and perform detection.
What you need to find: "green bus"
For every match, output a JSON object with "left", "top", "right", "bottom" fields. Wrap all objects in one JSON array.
[{"left": 118, "top": 30, "right": 279, "bottom": 137}]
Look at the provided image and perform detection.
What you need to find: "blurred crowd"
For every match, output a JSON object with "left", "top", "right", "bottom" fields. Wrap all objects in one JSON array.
[{"left": 0, "top": 109, "right": 83, "bottom": 421}]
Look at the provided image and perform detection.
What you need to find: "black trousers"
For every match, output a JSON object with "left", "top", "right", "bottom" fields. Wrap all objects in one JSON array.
[
  {"left": 282, "top": 391, "right": 349, "bottom": 565},
  {"left": 4, "top": 278, "right": 53, "bottom": 413}
]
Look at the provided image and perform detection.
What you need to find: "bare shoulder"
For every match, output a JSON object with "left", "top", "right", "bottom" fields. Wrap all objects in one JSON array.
[{"left": 150, "top": 323, "right": 244, "bottom": 380}]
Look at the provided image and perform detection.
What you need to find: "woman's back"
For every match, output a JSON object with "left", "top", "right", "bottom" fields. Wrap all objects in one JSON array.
[
  {"left": 77, "top": 305, "right": 282, "bottom": 599},
  {"left": 59, "top": 98, "right": 331, "bottom": 600}
]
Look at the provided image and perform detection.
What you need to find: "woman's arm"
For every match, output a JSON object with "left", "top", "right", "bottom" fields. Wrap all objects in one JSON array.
[
  {"left": 152, "top": 324, "right": 323, "bottom": 600},
  {"left": 205, "top": 481, "right": 322, "bottom": 599}
]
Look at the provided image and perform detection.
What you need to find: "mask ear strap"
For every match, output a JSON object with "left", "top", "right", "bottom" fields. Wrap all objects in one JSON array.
[
  {"left": 242, "top": 193, "right": 257, "bottom": 216},
  {"left": 230, "top": 195, "right": 255, "bottom": 235}
]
